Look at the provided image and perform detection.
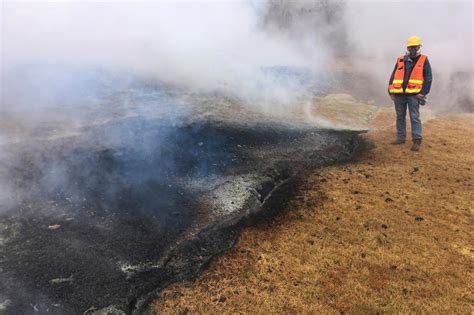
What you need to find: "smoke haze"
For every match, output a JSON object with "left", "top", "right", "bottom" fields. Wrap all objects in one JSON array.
[
  {"left": 0, "top": 0, "right": 473, "bottom": 208},
  {"left": 1, "top": 1, "right": 331, "bottom": 110},
  {"left": 2, "top": 0, "right": 472, "bottom": 112}
]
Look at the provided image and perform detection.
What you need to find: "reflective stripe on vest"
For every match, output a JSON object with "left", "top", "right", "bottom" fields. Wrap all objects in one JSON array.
[{"left": 388, "top": 54, "right": 426, "bottom": 94}]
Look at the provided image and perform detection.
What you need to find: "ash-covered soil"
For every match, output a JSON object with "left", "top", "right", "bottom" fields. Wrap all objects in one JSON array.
[{"left": 0, "top": 90, "right": 365, "bottom": 314}]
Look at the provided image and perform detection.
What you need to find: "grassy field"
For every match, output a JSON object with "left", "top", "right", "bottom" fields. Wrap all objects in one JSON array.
[{"left": 152, "top": 107, "right": 473, "bottom": 314}]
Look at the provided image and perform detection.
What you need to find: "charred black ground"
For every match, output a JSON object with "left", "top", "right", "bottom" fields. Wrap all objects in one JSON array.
[
  {"left": 0, "top": 114, "right": 364, "bottom": 314},
  {"left": 0, "top": 65, "right": 366, "bottom": 314}
]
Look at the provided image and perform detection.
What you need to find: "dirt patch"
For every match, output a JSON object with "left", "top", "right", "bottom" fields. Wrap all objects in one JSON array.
[{"left": 152, "top": 110, "right": 474, "bottom": 313}]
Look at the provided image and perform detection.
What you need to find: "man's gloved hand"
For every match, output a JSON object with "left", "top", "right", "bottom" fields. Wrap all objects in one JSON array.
[{"left": 416, "top": 94, "right": 427, "bottom": 105}]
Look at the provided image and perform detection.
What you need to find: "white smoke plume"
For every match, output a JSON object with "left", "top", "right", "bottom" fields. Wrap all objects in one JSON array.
[
  {"left": 0, "top": 0, "right": 348, "bottom": 213},
  {"left": 1, "top": 0, "right": 473, "bottom": 113},
  {"left": 1, "top": 1, "right": 331, "bottom": 110},
  {"left": 0, "top": 0, "right": 472, "bottom": 215}
]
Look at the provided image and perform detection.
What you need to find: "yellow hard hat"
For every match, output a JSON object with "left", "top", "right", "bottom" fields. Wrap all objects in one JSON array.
[{"left": 407, "top": 36, "right": 422, "bottom": 47}]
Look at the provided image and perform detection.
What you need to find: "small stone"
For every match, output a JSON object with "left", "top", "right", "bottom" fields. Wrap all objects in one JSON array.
[
  {"left": 385, "top": 197, "right": 394, "bottom": 202},
  {"left": 352, "top": 190, "right": 360, "bottom": 194},
  {"left": 415, "top": 216, "right": 424, "bottom": 221},
  {"left": 336, "top": 217, "right": 341, "bottom": 221},
  {"left": 361, "top": 253, "right": 366, "bottom": 258},
  {"left": 390, "top": 265, "right": 397, "bottom": 270},
  {"left": 48, "top": 224, "right": 61, "bottom": 230},
  {"left": 49, "top": 275, "right": 73, "bottom": 284},
  {"left": 218, "top": 296, "right": 226, "bottom": 303},
  {"left": 402, "top": 288, "right": 409, "bottom": 295},
  {"left": 381, "top": 224, "right": 388, "bottom": 229},
  {"left": 307, "top": 239, "right": 315, "bottom": 245},
  {"left": 197, "top": 142, "right": 204, "bottom": 146}
]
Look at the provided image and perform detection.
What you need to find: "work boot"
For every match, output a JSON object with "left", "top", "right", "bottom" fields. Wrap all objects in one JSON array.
[
  {"left": 390, "top": 139, "right": 405, "bottom": 145},
  {"left": 411, "top": 140, "right": 421, "bottom": 151}
]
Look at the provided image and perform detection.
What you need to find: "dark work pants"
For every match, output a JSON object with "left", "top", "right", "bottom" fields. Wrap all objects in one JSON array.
[{"left": 393, "top": 94, "right": 422, "bottom": 142}]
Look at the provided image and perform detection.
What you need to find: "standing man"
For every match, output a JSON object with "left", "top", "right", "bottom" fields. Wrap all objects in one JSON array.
[{"left": 388, "top": 36, "right": 432, "bottom": 151}]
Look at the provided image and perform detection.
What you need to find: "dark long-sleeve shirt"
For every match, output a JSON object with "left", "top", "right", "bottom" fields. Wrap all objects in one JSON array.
[{"left": 388, "top": 54, "right": 432, "bottom": 95}]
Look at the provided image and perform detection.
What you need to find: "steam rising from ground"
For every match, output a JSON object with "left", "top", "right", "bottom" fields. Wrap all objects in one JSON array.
[
  {"left": 2, "top": 0, "right": 472, "bottom": 112},
  {"left": 0, "top": 0, "right": 473, "bottom": 211},
  {"left": 1, "top": 1, "right": 330, "bottom": 110}
]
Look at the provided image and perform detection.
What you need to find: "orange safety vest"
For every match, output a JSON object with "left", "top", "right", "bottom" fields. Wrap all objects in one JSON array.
[{"left": 388, "top": 54, "right": 426, "bottom": 94}]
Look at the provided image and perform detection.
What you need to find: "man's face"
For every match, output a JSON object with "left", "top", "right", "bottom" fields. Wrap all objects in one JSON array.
[{"left": 407, "top": 45, "right": 421, "bottom": 56}]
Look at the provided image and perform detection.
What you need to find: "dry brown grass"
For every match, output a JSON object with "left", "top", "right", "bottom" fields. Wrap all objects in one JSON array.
[{"left": 152, "top": 110, "right": 474, "bottom": 314}]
